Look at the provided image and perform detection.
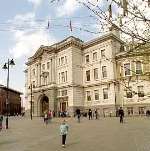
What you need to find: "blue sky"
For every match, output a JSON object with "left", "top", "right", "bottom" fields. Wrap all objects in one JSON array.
[{"left": 0, "top": 0, "right": 106, "bottom": 96}]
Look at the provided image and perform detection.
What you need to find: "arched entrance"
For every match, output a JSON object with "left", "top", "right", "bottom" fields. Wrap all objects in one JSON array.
[{"left": 40, "top": 95, "right": 49, "bottom": 116}]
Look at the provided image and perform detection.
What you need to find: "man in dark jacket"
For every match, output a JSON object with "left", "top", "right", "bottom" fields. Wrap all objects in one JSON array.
[
  {"left": 76, "top": 109, "right": 81, "bottom": 123},
  {"left": 118, "top": 107, "right": 124, "bottom": 123},
  {"left": 88, "top": 109, "right": 92, "bottom": 120}
]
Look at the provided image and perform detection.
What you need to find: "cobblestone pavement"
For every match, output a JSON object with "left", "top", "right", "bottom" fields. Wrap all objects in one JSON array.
[{"left": 0, "top": 116, "right": 150, "bottom": 151}]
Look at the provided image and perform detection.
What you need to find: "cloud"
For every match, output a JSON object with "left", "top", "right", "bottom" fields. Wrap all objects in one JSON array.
[
  {"left": 56, "top": 0, "right": 79, "bottom": 17},
  {"left": 9, "top": 12, "right": 57, "bottom": 58},
  {"left": 27, "top": 0, "right": 43, "bottom": 8},
  {"left": 56, "top": 0, "right": 104, "bottom": 17},
  {"left": 10, "top": 30, "right": 56, "bottom": 58}
]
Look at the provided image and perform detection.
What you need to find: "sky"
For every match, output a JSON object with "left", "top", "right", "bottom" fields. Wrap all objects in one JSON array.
[
  {"left": 0, "top": 0, "right": 104, "bottom": 98},
  {"left": 0, "top": 0, "right": 149, "bottom": 107}
]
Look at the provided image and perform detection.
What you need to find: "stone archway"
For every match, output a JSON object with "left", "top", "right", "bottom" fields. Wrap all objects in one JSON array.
[{"left": 39, "top": 95, "right": 49, "bottom": 116}]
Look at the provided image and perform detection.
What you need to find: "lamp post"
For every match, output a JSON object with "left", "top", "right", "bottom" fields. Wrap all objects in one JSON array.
[
  {"left": 30, "top": 83, "right": 33, "bottom": 120},
  {"left": 2, "top": 59, "right": 15, "bottom": 129}
]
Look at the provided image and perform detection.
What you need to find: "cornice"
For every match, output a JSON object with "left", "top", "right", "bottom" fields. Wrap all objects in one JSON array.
[
  {"left": 84, "top": 33, "right": 124, "bottom": 49},
  {"left": 55, "top": 40, "right": 83, "bottom": 53},
  {"left": 115, "top": 51, "right": 150, "bottom": 60},
  {"left": 84, "top": 80, "right": 115, "bottom": 88},
  {"left": 26, "top": 34, "right": 124, "bottom": 66},
  {"left": 26, "top": 36, "right": 84, "bottom": 66}
]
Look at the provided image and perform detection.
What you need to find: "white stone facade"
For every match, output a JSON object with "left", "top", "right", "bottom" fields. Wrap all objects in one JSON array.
[{"left": 25, "top": 33, "right": 150, "bottom": 117}]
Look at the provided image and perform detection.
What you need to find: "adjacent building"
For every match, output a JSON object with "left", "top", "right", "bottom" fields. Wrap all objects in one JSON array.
[
  {"left": 116, "top": 44, "right": 150, "bottom": 116},
  {"left": 25, "top": 30, "right": 150, "bottom": 117},
  {"left": 0, "top": 85, "right": 22, "bottom": 115}
]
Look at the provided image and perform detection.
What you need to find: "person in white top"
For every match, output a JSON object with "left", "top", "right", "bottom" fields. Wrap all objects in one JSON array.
[{"left": 60, "top": 120, "right": 69, "bottom": 147}]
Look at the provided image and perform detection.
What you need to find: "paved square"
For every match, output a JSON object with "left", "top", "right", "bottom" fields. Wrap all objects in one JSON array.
[{"left": 0, "top": 116, "right": 150, "bottom": 151}]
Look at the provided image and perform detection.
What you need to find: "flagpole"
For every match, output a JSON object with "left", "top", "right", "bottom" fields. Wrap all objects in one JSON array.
[{"left": 69, "top": 20, "right": 73, "bottom": 36}]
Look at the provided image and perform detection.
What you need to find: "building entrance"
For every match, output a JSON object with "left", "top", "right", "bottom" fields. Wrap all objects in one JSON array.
[
  {"left": 40, "top": 95, "right": 49, "bottom": 116},
  {"left": 59, "top": 101, "right": 68, "bottom": 112}
]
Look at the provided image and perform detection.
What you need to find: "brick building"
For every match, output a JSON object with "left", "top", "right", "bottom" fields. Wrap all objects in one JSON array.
[{"left": 0, "top": 85, "right": 22, "bottom": 115}]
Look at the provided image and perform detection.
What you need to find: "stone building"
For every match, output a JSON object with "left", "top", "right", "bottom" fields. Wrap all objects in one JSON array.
[
  {"left": 25, "top": 32, "right": 150, "bottom": 117},
  {"left": 116, "top": 44, "right": 150, "bottom": 116},
  {"left": 0, "top": 85, "right": 22, "bottom": 115}
]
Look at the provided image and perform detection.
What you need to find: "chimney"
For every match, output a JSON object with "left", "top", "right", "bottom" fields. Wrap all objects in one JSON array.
[{"left": 109, "top": 24, "right": 120, "bottom": 38}]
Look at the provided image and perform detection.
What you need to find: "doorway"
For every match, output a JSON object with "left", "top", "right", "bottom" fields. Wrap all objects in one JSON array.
[{"left": 40, "top": 95, "right": 49, "bottom": 116}]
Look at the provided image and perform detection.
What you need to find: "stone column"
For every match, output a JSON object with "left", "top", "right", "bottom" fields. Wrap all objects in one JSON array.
[
  {"left": 36, "top": 64, "right": 39, "bottom": 87},
  {"left": 38, "top": 63, "right": 41, "bottom": 86},
  {"left": 51, "top": 56, "right": 56, "bottom": 83},
  {"left": 49, "top": 60, "right": 51, "bottom": 83},
  {"left": 50, "top": 58, "right": 53, "bottom": 83}
]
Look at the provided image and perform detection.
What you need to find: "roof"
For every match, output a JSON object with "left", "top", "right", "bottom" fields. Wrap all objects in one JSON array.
[
  {"left": 84, "top": 33, "right": 124, "bottom": 48},
  {"left": 26, "top": 33, "right": 124, "bottom": 65},
  {"left": 0, "top": 84, "right": 23, "bottom": 95}
]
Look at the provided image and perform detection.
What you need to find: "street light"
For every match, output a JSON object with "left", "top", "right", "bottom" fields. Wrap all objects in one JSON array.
[
  {"left": 30, "top": 84, "right": 33, "bottom": 120},
  {"left": 2, "top": 59, "right": 15, "bottom": 129},
  {"left": 28, "top": 83, "right": 34, "bottom": 120}
]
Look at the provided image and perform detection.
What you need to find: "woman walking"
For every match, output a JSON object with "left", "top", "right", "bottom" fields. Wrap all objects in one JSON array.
[{"left": 60, "top": 120, "right": 69, "bottom": 147}]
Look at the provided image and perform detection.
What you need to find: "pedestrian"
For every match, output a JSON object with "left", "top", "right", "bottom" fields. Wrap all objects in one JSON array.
[
  {"left": 88, "top": 109, "right": 92, "bottom": 120},
  {"left": 48, "top": 110, "right": 52, "bottom": 123},
  {"left": 44, "top": 111, "right": 48, "bottom": 125},
  {"left": 76, "top": 109, "right": 81, "bottom": 123},
  {"left": 118, "top": 107, "right": 124, "bottom": 123},
  {"left": 53, "top": 110, "right": 55, "bottom": 117},
  {"left": 95, "top": 109, "right": 98, "bottom": 120},
  {"left": 0, "top": 115, "right": 3, "bottom": 131},
  {"left": 60, "top": 120, "right": 69, "bottom": 148}
]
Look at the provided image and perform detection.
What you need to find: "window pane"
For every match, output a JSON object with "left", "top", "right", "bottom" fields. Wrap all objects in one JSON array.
[
  {"left": 87, "top": 91, "right": 91, "bottom": 101},
  {"left": 126, "top": 87, "right": 132, "bottom": 98},
  {"left": 124, "top": 63, "right": 130, "bottom": 76},
  {"left": 59, "top": 58, "right": 61, "bottom": 65},
  {"left": 61, "top": 57, "right": 64, "bottom": 65},
  {"left": 101, "top": 49, "right": 105, "bottom": 58},
  {"left": 86, "top": 70, "right": 90, "bottom": 81},
  {"left": 32, "top": 81, "right": 35, "bottom": 88},
  {"left": 65, "top": 71, "right": 67, "bottom": 82},
  {"left": 59, "top": 73, "right": 61, "bottom": 83},
  {"left": 62, "top": 90, "right": 67, "bottom": 96},
  {"left": 94, "top": 68, "right": 98, "bottom": 80},
  {"left": 85, "top": 55, "right": 89, "bottom": 63},
  {"left": 65, "top": 56, "right": 67, "bottom": 64},
  {"left": 136, "top": 61, "right": 142, "bottom": 74},
  {"left": 138, "top": 86, "right": 144, "bottom": 97},
  {"left": 61, "top": 72, "right": 65, "bottom": 82},
  {"left": 103, "top": 88, "right": 108, "bottom": 99},
  {"left": 127, "top": 107, "right": 133, "bottom": 115},
  {"left": 102, "top": 66, "right": 107, "bottom": 78},
  {"left": 94, "top": 90, "right": 99, "bottom": 100},
  {"left": 42, "top": 64, "right": 45, "bottom": 70},
  {"left": 47, "top": 62, "right": 50, "bottom": 69},
  {"left": 93, "top": 52, "right": 97, "bottom": 61}
]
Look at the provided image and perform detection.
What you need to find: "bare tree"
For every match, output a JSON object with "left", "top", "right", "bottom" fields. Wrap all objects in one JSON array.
[{"left": 51, "top": 0, "right": 150, "bottom": 45}]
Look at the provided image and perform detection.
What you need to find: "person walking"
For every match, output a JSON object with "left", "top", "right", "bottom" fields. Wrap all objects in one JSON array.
[
  {"left": 88, "top": 109, "right": 92, "bottom": 120},
  {"left": 0, "top": 115, "right": 3, "bottom": 131},
  {"left": 76, "top": 109, "right": 81, "bottom": 123},
  {"left": 48, "top": 110, "right": 52, "bottom": 123},
  {"left": 60, "top": 120, "right": 69, "bottom": 148},
  {"left": 44, "top": 111, "right": 48, "bottom": 125},
  {"left": 118, "top": 107, "right": 124, "bottom": 123},
  {"left": 95, "top": 109, "right": 98, "bottom": 120}
]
